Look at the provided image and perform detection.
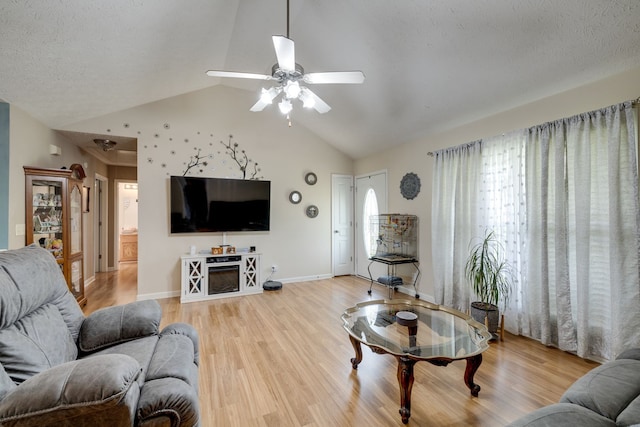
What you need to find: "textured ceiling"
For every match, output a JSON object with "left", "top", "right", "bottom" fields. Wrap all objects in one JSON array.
[{"left": 1, "top": 0, "right": 640, "bottom": 160}]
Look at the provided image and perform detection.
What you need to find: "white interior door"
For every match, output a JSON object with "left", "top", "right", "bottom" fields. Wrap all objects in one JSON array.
[
  {"left": 332, "top": 174, "right": 353, "bottom": 276},
  {"left": 355, "top": 171, "right": 387, "bottom": 279}
]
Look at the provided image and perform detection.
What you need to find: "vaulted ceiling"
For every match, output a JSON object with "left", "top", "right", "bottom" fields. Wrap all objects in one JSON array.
[{"left": 1, "top": 1, "right": 640, "bottom": 160}]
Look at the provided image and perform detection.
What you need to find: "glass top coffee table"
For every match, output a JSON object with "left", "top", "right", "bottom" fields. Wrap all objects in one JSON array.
[{"left": 341, "top": 299, "right": 491, "bottom": 424}]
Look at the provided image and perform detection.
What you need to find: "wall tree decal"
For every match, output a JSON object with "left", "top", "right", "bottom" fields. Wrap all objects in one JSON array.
[
  {"left": 220, "top": 135, "right": 263, "bottom": 180},
  {"left": 182, "top": 148, "right": 213, "bottom": 176}
]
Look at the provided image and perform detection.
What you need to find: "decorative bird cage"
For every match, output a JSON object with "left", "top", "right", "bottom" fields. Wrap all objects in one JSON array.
[{"left": 370, "top": 214, "right": 418, "bottom": 260}]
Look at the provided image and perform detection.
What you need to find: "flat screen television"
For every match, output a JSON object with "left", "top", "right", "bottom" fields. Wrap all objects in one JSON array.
[{"left": 170, "top": 176, "right": 271, "bottom": 233}]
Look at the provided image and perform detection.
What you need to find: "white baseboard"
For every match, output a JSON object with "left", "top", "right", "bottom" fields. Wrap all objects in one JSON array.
[
  {"left": 84, "top": 275, "right": 95, "bottom": 289},
  {"left": 137, "top": 290, "right": 180, "bottom": 301},
  {"left": 276, "top": 273, "right": 333, "bottom": 284},
  {"left": 134, "top": 274, "right": 429, "bottom": 302}
]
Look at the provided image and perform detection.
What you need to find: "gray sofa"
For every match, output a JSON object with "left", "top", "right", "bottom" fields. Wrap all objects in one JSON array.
[
  {"left": 507, "top": 348, "right": 640, "bottom": 427},
  {"left": 0, "top": 245, "right": 200, "bottom": 426}
]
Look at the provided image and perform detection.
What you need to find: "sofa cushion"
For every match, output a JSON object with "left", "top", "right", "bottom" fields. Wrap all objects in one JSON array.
[
  {"left": 0, "top": 245, "right": 84, "bottom": 341},
  {"left": 0, "top": 366, "right": 16, "bottom": 400},
  {"left": 79, "top": 300, "right": 161, "bottom": 353},
  {"left": 506, "top": 403, "right": 616, "bottom": 427},
  {"left": 84, "top": 335, "right": 159, "bottom": 387},
  {"left": 616, "top": 394, "right": 640, "bottom": 426},
  {"left": 0, "top": 354, "right": 141, "bottom": 427},
  {"left": 0, "top": 303, "right": 77, "bottom": 383},
  {"left": 561, "top": 359, "right": 640, "bottom": 421},
  {"left": 617, "top": 348, "right": 640, "bottom": 361},
  {"left": 147, "top": 333, "right": 198, "bottom": 387}
]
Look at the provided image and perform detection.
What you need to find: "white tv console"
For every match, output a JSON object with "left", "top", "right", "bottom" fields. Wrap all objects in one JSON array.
[{"left": 180, "top": 252, "right": 261, "bottom": 303}]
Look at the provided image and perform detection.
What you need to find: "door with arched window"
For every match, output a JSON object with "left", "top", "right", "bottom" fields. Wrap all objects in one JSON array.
[{"left": 355, "top": 171, "right": 387, "bottom": 279}]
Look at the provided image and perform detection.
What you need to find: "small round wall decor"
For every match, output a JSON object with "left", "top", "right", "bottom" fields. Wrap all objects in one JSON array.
[
  {"left": 305, "top": 205, "right": 319, "bottom": 218},
  {"left": 289, "top": 191, "right": 302, "bottom": 204},
  {"left": 305, "top": 172, "right": 317, "bottom": 185},
  {"left": 400, "top": 172, "right": 421, "bottom": 200}
]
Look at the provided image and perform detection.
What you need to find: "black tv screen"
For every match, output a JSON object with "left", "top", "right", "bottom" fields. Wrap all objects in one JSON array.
[{"left": 170, "top": 176, "right": 271, "bottom": 233}]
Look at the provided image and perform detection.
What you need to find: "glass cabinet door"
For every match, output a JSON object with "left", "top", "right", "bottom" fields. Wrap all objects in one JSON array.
[
  {"left": 31, "top": 179, "right": 65, "bottom": 260},
  {"left": 70, "top": 184, "right": 82, "bottom": 254},
  {"left": 70, "top": 258, "right": 83, "bottom": 299},
  {"left": 25, "top": 166, "right": 86, "bottom": 307}
]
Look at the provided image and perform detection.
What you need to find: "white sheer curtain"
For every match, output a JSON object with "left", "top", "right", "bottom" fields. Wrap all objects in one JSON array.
[
  {"left": 432, "top": 101, "right": 640, "bottom": 361},
  {"left": 431, "top": 141, "right": 482, "bottom": 312},
  {"left": 475, "top": 131, "right": 527, "bottom": 334},
  {"left": 524, "top": 102, "right": 640, "bottom": 360}
]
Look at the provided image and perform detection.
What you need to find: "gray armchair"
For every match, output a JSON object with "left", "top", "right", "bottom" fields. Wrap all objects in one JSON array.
[
  {"left": 506, "top": 348, "right": 640, "bottom": 426},
  {"left": 0, "top": 245, "right": 200, "bottom": 426}
]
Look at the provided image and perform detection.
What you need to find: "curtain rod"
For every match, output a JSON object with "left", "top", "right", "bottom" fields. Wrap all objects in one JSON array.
[{"left": 427, "top": 97, "right": 640, "bottom": 158}]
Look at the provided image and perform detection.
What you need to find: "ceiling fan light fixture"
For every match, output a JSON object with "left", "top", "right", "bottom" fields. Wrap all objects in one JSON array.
[
  {"left": 278, "top": 98, "right": 293, "bottom": 115},
  {"left": 284, "top": 80, "right": 301, "bottom": 99},
  {"left": 300, "top": 88, "right": 316, "bottom": 109},
  {"left": 260, "top": 87, "right": 279, "bottom": 104},
  {"left": 93, "top": 138, "right": 117, "bottom": 151}
]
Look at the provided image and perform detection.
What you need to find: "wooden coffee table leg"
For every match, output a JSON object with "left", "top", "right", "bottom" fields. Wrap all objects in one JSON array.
[
  {"left": 464, "top": 354, "right": 482, "bottom": 396},
  {"left": 397, "top": 356, "right": 416, "bottom": 424},
  {"left": 349, "top": 335, "right": 363, "bottom": 369}
]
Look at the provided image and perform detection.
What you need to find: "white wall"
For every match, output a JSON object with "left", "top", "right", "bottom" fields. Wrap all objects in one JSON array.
[
  {"left": 7, "top": 105, "right": 99, "bottom": 253},
  {"left": 64, "top": 85, "right": 354, "bottom": 299},
  {"left": 8, "top": 106, "right": 107, "bottom": 284},
  {"left": 8, "top": 65, "right": 640, "bottom": 302},
  {"left": 354, "top": 66, "right": 640, "bottom": 301}
]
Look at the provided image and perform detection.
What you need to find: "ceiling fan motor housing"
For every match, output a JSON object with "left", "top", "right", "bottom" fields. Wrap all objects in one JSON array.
[{"left": 271, "top": 63, "right": 304, "bottom": 83}]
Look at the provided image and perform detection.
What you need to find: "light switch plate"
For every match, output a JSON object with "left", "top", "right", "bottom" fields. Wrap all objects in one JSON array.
[{"left": 15, "top": 224, "right": 25, "bottom": 236}]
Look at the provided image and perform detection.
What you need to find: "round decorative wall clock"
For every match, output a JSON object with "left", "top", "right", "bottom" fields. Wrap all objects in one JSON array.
[
  {"left": 400, "top": 172, "right": 421, "bottom": 200},
  {"left": 305, "top": 205, "right": 319, "bottom": 218},
  {"left": 289, "top": 191, "right": 302, "bottom": 204},
  {"left": 305, "top": 172, "right": 317, "bottom": 185}
]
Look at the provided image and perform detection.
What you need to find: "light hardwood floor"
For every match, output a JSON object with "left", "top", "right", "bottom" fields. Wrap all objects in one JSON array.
[{"left": 84, "top": 264, "right": 598, "bottom": 426}]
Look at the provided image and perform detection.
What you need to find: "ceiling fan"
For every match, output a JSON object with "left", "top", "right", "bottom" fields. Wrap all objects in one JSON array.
[{"left": 206, "top": 0, "right": 364, "bottom": 117}]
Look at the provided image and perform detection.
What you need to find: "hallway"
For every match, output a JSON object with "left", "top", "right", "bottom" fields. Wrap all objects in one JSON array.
[{"left": 83, "top": 262, "right": 137, "bottom": 315}]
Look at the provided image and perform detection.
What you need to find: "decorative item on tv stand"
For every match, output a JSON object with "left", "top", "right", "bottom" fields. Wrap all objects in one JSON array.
[
  {"left": 464, "top": 229, "right": 513, "bottom": 341},
  {"left": 212, "top": 245, "right": 235, "bottom": 255}
]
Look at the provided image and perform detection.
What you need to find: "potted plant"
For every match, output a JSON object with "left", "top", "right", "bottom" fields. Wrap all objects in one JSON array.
[{"left": 464, "top": 230, "right": 513, "bottom": 340}]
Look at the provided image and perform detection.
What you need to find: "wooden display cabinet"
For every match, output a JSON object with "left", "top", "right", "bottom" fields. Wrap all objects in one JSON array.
[{"left": 24, "top": 166, "right": 86, "bottom": 306}]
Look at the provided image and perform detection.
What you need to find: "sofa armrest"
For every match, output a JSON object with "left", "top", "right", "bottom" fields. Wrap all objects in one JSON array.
[
  {"left": 79, "top": 300, "right": 161, "bottom": 353},
  {"left": 0, "top": 354, "right": 142, "bottom": 426},
  {"left": 137, "top": 377, "right": 200, "bottom": 427},
  {"left": 617, "top": 348, "right": 640, "bottom": 361},
  {"left": 161, "top": 322, "right": 200, "bottom": 365}
]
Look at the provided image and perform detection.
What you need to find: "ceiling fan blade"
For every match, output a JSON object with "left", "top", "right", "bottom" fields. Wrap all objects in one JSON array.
[
  {"left": 250, "top": 87, "right": 281, "bottom": 112},
  {"left": 272, "top": 35, "right": 295, "bottom": 72},
  {"left": 301, "top": 87, "right": 331, "bottom": 114},
  {"left": 250, "top": 98, "right": 270, "bottom": 112},
  {"left": 206, "top": 70, "right": 273, "bottom": 80},
  {"left": 303, "top": 71, "right": 365, "bottom": 84}
]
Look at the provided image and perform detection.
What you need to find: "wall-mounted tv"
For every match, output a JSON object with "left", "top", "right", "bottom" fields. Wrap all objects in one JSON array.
[{"left": 170, "top": 176, "right": 271, "bottom": 233}]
